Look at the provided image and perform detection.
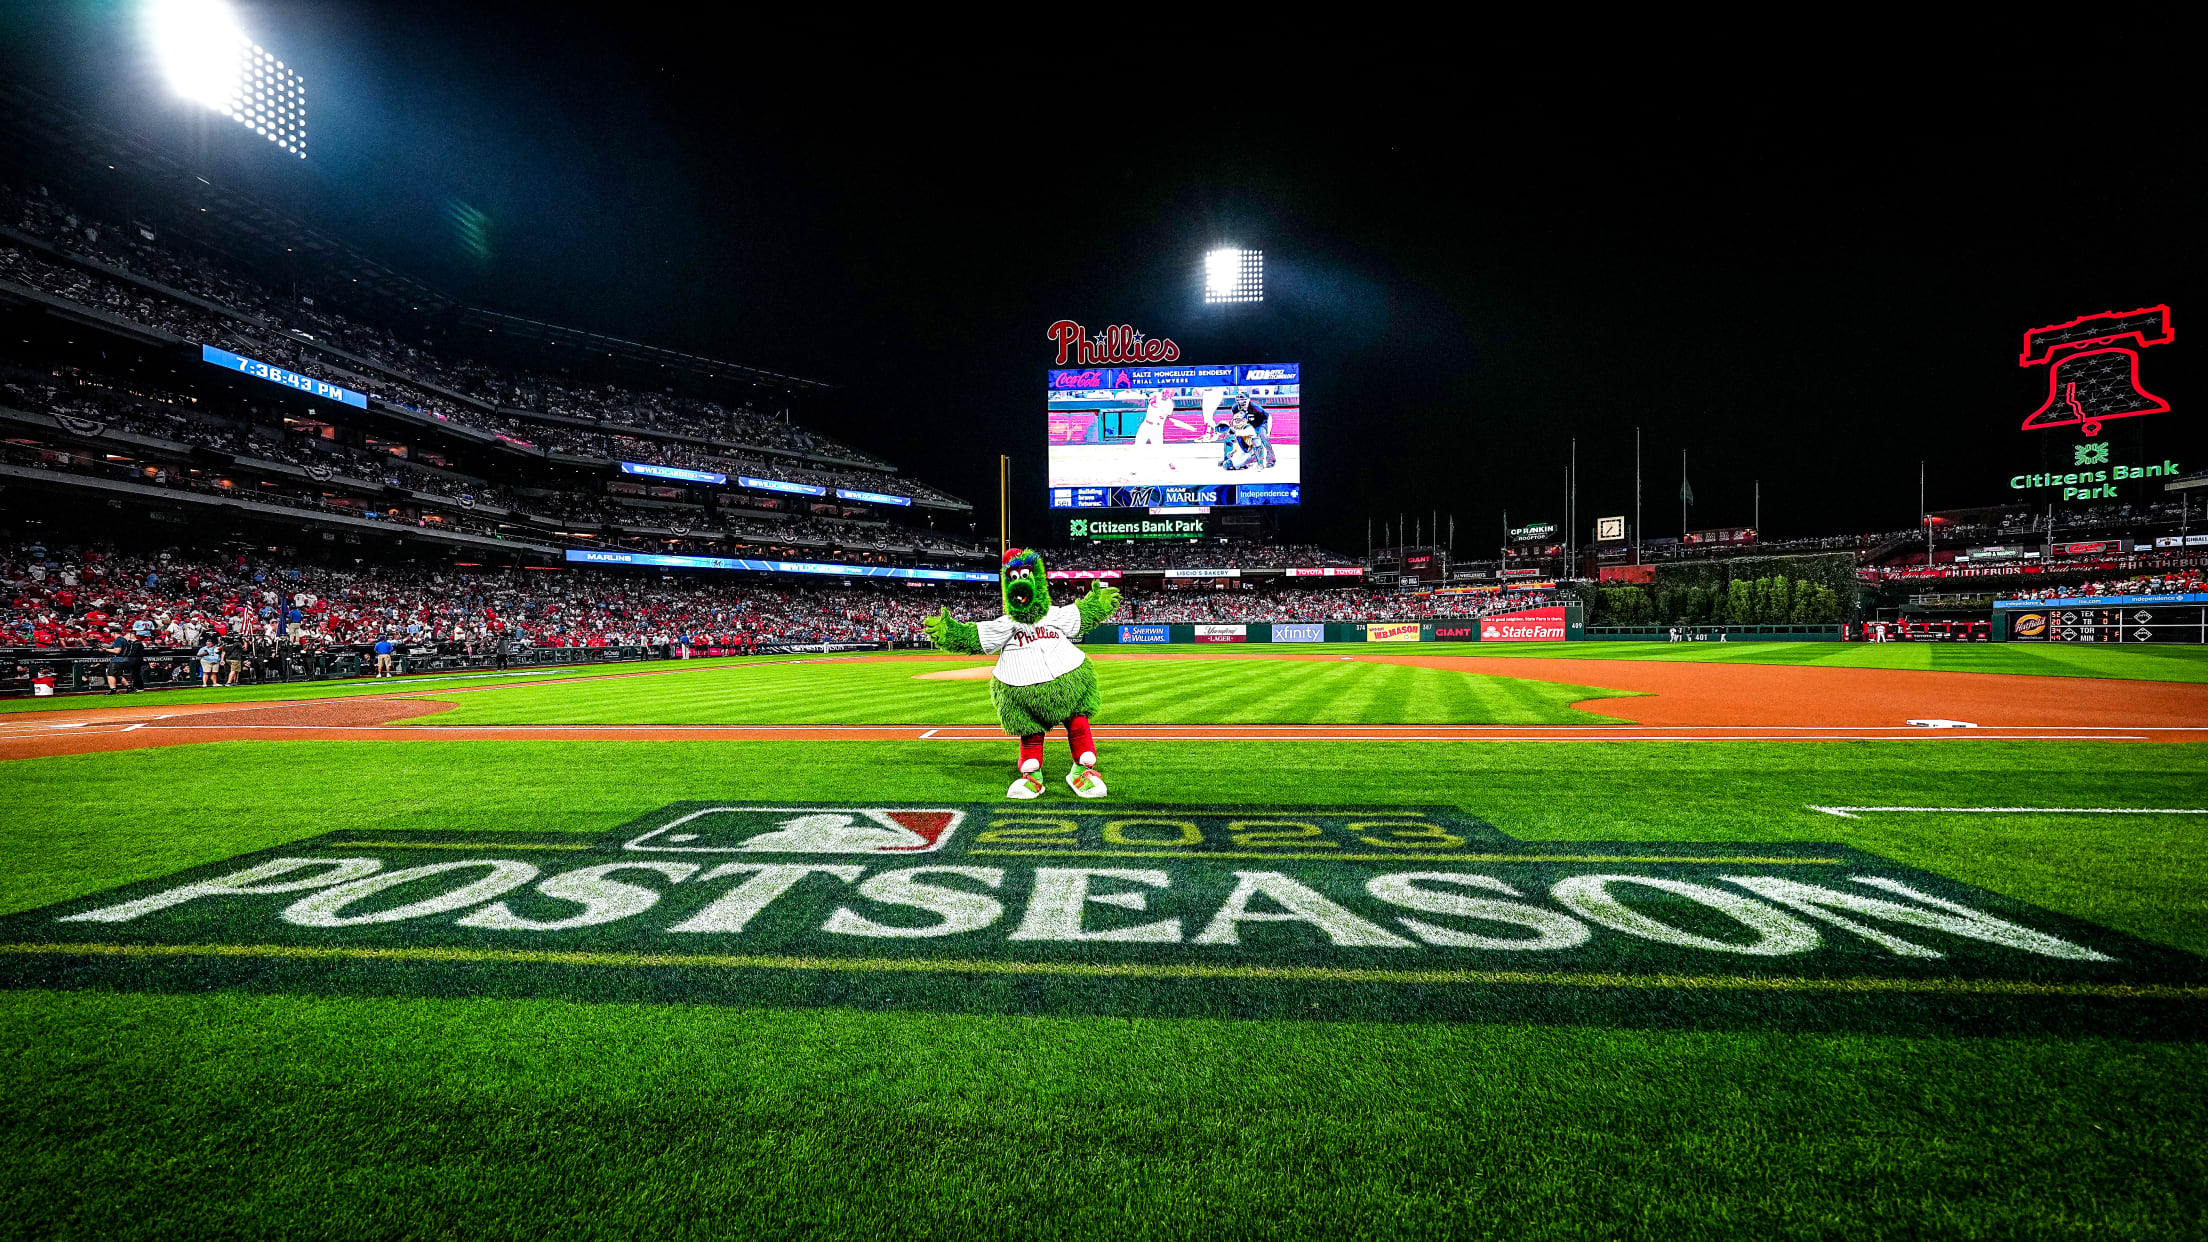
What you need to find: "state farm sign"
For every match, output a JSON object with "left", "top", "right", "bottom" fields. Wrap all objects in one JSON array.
[{"left": 1480, "top": 606, "right": 1567, "bottom": 642}]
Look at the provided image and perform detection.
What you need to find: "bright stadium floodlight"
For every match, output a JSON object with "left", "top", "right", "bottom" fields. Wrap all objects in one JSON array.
[
  {"left": 1204, "top": 247, "right": 1263, "bottom": 303},
  {"left": 147, "top": 0, "right": 310, "bottom": 159}
]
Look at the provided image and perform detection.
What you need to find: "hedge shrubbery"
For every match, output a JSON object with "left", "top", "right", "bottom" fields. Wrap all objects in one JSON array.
[
  {"left": 1589, "top": 552, "right": 1862, "bottom": 625},
  {"left": 1594, "top": 576, "right": 1844, "bottom": 626}
]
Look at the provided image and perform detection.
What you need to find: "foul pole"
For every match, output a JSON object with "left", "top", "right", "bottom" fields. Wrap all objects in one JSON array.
[{"left": 998, "top": 454, "right": 1009, "bottom": 558}]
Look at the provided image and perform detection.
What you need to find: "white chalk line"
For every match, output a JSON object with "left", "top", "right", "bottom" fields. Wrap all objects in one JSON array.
[
  {"left": 1810, "top": 804, "right": 2208, "bottom": 819},
  {"left": 17, "top": 720, "right": 2155, "bottom": 738}
]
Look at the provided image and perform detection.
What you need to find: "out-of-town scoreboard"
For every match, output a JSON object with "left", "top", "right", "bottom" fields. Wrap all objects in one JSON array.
[{"left": 1996, "top": 593, "right": 2208, "bottom": 644}]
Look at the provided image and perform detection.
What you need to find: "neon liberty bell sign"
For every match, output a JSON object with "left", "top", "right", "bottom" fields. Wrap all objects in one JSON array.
[{"left": 2019, "top": 305, "right": 2172, "bottom": 436}]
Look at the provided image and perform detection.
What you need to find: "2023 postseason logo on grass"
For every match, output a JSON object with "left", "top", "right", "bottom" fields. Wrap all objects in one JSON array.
[{"left": 4, "top": 804, "right": 2202, "bottom": 1032}]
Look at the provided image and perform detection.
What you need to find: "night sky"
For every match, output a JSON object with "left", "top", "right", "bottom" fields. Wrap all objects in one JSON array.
[{"left": 6, "top": 5, "right": 2199, "bottom": 554}]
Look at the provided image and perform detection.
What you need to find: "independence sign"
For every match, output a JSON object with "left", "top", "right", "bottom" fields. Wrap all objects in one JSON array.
[{"left": 3, "top": 804, "right": 2198, "bottom": 1031}]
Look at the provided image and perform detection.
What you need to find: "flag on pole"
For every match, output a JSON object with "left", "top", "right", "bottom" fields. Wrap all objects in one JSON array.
[{"left": 1679, "top": 473, "right": 1694, "bottom": 506}]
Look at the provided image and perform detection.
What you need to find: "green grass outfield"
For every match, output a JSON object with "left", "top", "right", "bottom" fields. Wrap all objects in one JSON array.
[
  {"left": 1113, "top": 639, "right": 2208, "bottom": 682},
  {"left": 1, "top": 732, "right": 2204, "bottom": 1238},
  {"left": 9, "top": 642, "right": 2207, "bottom": 721},
  {"left": 414, "top": 656, "right": 1639, "bottom": 726}
]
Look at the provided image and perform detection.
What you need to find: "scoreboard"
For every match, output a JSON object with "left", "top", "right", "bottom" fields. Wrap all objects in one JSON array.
[{"left": 2005, "top": 601, "right": 2208, "bottom": 644}]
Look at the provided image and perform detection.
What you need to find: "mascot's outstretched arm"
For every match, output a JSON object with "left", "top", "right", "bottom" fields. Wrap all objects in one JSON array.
[
  {"left": 1075, "top": 582, "right": 1121, "bottom": 632},
  {"left": 923, "top": 607, "right": 982, "bottom": 655}
]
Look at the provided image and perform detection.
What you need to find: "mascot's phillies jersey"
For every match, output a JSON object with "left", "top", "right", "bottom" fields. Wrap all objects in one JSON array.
[{"left": 976, "top": 603, "right": 1087, "bottom": 686}]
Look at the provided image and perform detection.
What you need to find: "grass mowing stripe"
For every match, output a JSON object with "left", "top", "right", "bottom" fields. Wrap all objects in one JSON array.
[
  {"left": 413, "top": 658, "right": 1633, "bottom": 727},
  {"left": 6, "top": 941, "right": 2203, "bottom": 999}
]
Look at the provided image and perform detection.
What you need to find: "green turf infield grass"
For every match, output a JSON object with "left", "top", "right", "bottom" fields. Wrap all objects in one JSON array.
[
  {"left": 0, "top": 653, "right": 782, "bottom": 715},
  {"left": 407, "top": 656, "right": 1642, "bottom": 726},
  {"left": 0, "top": 738, "right": 2202, "bottom": 1237},
  {"left": 1104, "top": 640, "right": 2208, "bottom": 682}
]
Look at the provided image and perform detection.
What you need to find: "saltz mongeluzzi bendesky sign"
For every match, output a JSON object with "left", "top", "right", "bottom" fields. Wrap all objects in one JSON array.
[{"left": 3, "top": 805, "right": 2200, "bottom": 1030}]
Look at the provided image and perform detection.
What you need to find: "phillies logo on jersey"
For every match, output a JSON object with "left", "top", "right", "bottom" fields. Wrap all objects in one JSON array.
[{"left": 1048, "top": 319, "right": 1181, "bottom": 365}]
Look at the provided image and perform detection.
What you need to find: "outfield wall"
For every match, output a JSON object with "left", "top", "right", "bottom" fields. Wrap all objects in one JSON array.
[
  {"left": 1083, "top": 607, "right": 1583, "bottom": 645},
  {"left": 1583, "top": 625, "right": 1845, "bottom": 642}
]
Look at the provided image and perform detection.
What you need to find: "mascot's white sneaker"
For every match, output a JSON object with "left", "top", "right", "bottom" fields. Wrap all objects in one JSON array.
[
  {"left": 1008, "top": 760, "right": 1046, "bottom": 800},
  {"left": 1065, "top": 765, "right": 1108, "bottom": 799}
]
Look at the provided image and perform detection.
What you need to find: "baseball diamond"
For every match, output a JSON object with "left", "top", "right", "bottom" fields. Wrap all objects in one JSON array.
[{"left": 0, "top": 28, "right": 2203, "bottom": 1240}]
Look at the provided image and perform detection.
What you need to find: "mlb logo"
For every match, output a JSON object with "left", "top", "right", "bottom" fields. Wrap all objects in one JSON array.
[{"left": 624, "top": 806, "right": 966, "bottom": 855}]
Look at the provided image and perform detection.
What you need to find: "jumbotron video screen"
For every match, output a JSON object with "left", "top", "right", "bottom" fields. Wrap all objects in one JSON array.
[{"left": 1047, "top": 364, "right": 1301, "bottom": 509}]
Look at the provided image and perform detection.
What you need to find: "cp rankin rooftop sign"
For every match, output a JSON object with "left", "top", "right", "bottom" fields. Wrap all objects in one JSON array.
[{"left": 1048, "top": 320, "right": 1181, "bottom": 366}]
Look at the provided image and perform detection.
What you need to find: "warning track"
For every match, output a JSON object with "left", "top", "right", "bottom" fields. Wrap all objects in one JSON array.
[{"left": 3, "top": 652, "right": 2204, "bottom": 760}]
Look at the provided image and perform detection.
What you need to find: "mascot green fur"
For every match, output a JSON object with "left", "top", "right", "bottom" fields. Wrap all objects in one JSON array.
[{"left": 923, "top": 547, "right": 1121, "bottom": 799}]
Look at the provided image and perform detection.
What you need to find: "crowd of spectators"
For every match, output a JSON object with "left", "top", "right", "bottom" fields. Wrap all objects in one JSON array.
[
  {"left": 1030, "top": 543, "right": 1357, "bottom": 571},
  {"left": 1118, "top": 586, "right": 1561, "bottom": 623},
  {"left": 3, "top": 182, "right": 960, "bottom": 504},
  {"left": 3, "top": 538, "right": 1549, "bottom": 659},
  {"left": 1, "top": 540, "right": 993, "bottom": 653},
  {"left": 2000, "top": 569, "right": 2205, "bottom": 601}
]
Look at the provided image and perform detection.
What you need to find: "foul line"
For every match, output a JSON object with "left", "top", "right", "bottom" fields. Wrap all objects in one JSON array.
[
  {"left": 0, "top": 941, "right": 2198, "bottom": 1000},
  {"left": 318, "top": 840, "right": 593, "bottom": 851},
  {"left": 968, "top": 849, "right": 1845, "bottom": 864},
  {"left": 1811, "top": 805, "right": 2208, "bottom": 819}
]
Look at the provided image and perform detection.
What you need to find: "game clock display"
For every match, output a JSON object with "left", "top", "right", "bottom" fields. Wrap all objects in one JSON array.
[{"left": 1047, "top": 363, "right": 1300, "bottom": 504}]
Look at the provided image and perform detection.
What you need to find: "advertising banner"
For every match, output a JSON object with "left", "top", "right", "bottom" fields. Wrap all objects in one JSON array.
[
  {"left": 834, "top": 488, "right": 911, "bottom": 507},
  {"left": 1285, "top": 567, "right": 1364, "bottom": 577},
  {"left": 1509, "top": 522, "right": 1557, "bottom": 542},
  {"left": 1479, "top": 607, "right": 1568, "bottom": 642},
  {"left": 565, "top": 549, "right": 993, "bottom": 582},
  {"left": 1429, "top": 622, "right": 1480, "bottom": 641},
  {"left": 1046, "top": 570, "right": 1123, "bottom": 580},
  {"left": 1193, "top": 624, "right": 1247, "bottom": 643},
  {"left": 1270, "top": 623, "right": 1325, "bottom": 642},
  {"left": 1366, "top": 622, "right": 1421, "bottom": 643},
  {"left": 737, "top": 476, "right": 828, "bottom": 497},
  {"left": 622, "top": 461, "right": 726, "bottom": 485},
  {"left": 2052, "top": 540, "right": 2127, "bottom": 556},
  {"left": 1117, "top": 625, "right": 1171, "bottom": 644},
  {"left": 201, "top": 344, "right": 368, "bottom": 409},
  {"left": 1164, "top": 568, "right": 1240, "bottom": 579}
]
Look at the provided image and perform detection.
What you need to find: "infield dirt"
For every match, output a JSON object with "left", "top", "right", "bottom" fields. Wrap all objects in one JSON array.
[{"left": 3, "top": 652, "right": 2204, "bottom": 760}]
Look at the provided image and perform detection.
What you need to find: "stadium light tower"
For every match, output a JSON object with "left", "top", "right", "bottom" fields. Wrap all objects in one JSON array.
[
  {"left": 147, "top": 0, "right": 309, "bottom": 159},
  {"left": 1204, "top": 247, "right": 1263, "bottom": 303}
]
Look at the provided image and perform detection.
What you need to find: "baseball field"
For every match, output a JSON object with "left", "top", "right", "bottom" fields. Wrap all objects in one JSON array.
[{"left": 3, "top": 642, "right": 2204, "bottom": 1238}]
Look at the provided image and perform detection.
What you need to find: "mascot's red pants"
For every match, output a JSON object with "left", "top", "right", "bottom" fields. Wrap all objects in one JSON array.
[{"left": 1019, "top": 715, "right": 1096, "bottom": 769}]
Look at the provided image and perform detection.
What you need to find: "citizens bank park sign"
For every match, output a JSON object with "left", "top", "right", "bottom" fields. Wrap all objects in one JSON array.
[{"left": 2, "top": 803, "right": 2199, "bottom": 1029}]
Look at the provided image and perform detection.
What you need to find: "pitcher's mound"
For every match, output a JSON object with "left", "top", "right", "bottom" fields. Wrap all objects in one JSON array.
[{"left": 913, "top": 666, "right": 995, "bottom": 681}]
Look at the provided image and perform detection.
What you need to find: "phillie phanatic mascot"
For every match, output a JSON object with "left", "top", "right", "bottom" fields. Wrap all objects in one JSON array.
[{"left": 922, "top": 547, "right": 1121, "bottom": 799}]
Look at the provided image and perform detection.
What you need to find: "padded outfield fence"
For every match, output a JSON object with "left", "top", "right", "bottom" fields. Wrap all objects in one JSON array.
[{"left": 1, "top": 639, "right": 921, "bottom": 698}]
